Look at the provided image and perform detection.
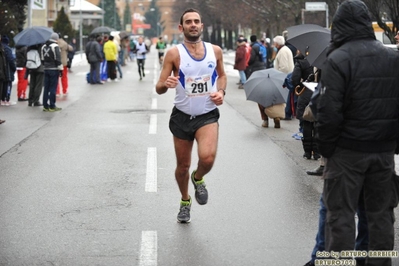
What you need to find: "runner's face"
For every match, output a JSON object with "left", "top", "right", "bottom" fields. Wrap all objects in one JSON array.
[
  {"left": 180, "top": 12, "right": 203, "bottom": 42},
  {"left": 395, "top": 31, "right": 399, "bottom": 44}
]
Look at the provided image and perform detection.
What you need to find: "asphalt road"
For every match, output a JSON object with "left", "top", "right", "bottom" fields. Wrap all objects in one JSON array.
[{"left": 0, "top": 47, "right": 398, "bottom": 266}]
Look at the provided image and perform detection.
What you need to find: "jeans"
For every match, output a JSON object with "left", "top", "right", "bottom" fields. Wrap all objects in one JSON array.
[
  {"left": 285, "top": 91, "right": 297, "bottom": 118},
  {"left": 43, "top": 70, "right": 59, "bottom": 109},
  {"left": 89, "top": 62, "right": 101, "bottom": 83},
  {"left": 238, "top": 70, "right": 246, "bottom": 84},
  {"left": 311, "top": 193, "right": 369, "bottom": 264}
]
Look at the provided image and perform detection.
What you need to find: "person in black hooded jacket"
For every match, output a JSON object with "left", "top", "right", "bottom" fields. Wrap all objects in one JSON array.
[
  {"left": 315, "top": 1, "right": 399, "bottom": 265},
  {"left": 291, "top": 51, "right": 319, "bottom": 160}
]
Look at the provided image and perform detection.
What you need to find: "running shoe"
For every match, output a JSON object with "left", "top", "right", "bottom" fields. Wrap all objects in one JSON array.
[
  {"left": 191, "top": 170, "right": 208, "bottom": 205},
  {"left": 48, "top": 107, "right": 62, "bottom": 112},
  {"left": 177, "top": 198, "right": 191, "bottom": 223}
]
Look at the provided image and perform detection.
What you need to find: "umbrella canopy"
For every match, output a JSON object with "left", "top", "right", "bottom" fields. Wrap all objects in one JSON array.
[
  {"left": 119, "top": 31, "right": 130, "bottom": 39},
  {"left": 13, "top": 26, "right": 54, "bottom": 47},
  {"left": 287, "top": 24, "right": 331, "bottom": 69},
  {"left": 243, "top": 68, "right": 288, "bottom": 108},
  {"left": 90, "top": 26, "right": 114, "bottom": 36}
]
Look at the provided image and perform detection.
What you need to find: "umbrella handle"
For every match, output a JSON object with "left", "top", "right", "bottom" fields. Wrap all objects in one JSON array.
[{"left": 294, "top": 85, "right": 306, "bottom": 96}]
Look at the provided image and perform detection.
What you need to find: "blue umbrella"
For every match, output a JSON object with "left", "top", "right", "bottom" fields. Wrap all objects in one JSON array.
[{"left": 13, "top": 26, "right": 54, "bottom": 47}]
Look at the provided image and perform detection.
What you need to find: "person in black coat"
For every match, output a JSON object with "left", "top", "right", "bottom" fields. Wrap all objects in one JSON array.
[
  {"left": 291, "top": 52, "right": 319, "bottom": 160},
  {"left": 315, "top": 0, "right": 399, "bottom": 263}
]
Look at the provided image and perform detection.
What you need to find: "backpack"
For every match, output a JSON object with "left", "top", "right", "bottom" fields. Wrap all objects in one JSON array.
[
  {"left": 26, "top": 49, "right": 41, "bottom": 69},
  {"left": 253, "top": 42, "right": 267, "bottom": 63},
  {"left": 259, "top": 44, "right": 267, "bottom": 63}
]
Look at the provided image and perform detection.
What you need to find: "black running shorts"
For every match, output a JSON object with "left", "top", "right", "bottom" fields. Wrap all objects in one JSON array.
[{"left": 169, "top": 107, "right": 220, "bottom": 141}]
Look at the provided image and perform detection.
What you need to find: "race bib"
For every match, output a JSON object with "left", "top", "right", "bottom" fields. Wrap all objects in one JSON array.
[{"left": 185, "top": 75, "right": 214, "bottom": 97}]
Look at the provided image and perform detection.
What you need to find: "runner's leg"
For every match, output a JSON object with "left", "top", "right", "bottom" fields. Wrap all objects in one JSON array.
[
  {"left": 173, "top": 137, "right": 194, "bottom": 200},
  {"left": 194, "top": 122, "right": 219, "bottom": 180}
]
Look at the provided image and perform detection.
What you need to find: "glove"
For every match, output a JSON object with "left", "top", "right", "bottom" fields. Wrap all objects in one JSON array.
[{"left": 59, "top": 70, "right": 63, "bottom": 77}]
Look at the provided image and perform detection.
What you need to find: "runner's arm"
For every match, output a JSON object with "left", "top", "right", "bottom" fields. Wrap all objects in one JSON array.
[{"left": 155, "top": 47, "right": 179, "bottom": 95}]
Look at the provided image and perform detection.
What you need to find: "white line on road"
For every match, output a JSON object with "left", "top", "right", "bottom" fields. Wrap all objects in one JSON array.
[
  {"left": 146, "top": 147, "right": 157, "bottom": 192},
  {"left": 139, "top": 231, "right": 158, "bottom": 266},
  {"left": 149, "top": 114, "right": 157, "bottom": 135},
  {"left": 151, "top": 98, "right": 157, "bottom": 109}
]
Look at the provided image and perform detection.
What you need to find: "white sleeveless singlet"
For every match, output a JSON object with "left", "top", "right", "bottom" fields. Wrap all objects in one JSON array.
[{"left": 174, "top": 42, "right": 218, "bottom": 116}]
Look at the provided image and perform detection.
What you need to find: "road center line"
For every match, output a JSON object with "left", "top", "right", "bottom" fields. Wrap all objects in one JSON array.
[
  {"left": 139, "top": 230, "right": 157, "bottom": 266},
  {"left": 151, "top": 98, "right": 157, "bottom": 109},
  {"left": 149, "top": 114, "right": 157, "bottom": 134},
  {"left": 146, "top": 147, "right": 157, "bottom": 192}
]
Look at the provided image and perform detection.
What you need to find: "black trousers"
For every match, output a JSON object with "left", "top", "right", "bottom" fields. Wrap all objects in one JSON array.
[
  {"left": 107, "top": 60, "right": 116, "bottom": 80},
  {"left": 28, "top": 70, "right": 44, "bottom": 105},
  {"left": 323, "top": 147, "right": 395, "bottom": 266}
]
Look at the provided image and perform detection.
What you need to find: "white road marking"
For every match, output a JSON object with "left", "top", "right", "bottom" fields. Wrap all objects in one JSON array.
[
  {"left": 146, "top": 147, "right": 157, "bottom": 192},
  {"left": 149, "top": 114, "right": 157, "bottom": 134},
  {"left": 139, "top": 231, "right": 157, "bottom": 266},
  {"left": 151, "top": 98, "right": 157, "bottom": 109}
]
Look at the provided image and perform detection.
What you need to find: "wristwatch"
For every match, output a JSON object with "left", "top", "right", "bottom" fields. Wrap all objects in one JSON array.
[{"left": 218, "top": 89, "right": 226, "bottom": 96}]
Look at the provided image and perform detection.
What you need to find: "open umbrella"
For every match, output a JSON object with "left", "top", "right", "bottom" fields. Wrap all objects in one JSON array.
[
  {"left": 90, "top": 26, "right": 114, "bottom": 36},
  {"left": 243, "top": 68, "right": 288, "bottom": 108},
  {"left": 13, "top": 26, "right": 54, "bottom": 47},
  {"left": 287, "top": 24, "right": 331, "bottom": 69},
  {"left": 119, "top": 31, "right": 130, "bottom": 39}
]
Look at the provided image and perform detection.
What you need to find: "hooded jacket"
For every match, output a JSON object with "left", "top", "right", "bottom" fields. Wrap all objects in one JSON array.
[{"left": 315, "top": 0, "right": 399, "bottom": 157}]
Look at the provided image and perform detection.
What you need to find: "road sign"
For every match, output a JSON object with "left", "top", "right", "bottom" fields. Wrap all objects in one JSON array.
[{"left": 305, "top": 2, "right": 327, "bottom": 11}]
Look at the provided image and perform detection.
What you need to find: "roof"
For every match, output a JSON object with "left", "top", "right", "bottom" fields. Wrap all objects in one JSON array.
[{"left": 70, "top": 0, "right": 103, "bottom": 12}]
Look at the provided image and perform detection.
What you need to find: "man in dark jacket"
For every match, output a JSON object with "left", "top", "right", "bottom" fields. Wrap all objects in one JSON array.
[
  {"left": 41, "top": 33, "right": 63, "bottom": 112},
  {"left": 85, "top": 36, "right": 103, "bottom": 84},
  {"left": 315, "top": 1, "right": 399, "bottom": 265},
  {"left": 1, "top": 35, "right": 16, "bottom": 106},
  {"left": 0, "top": 36, "right": 7, "bottom": 124}
]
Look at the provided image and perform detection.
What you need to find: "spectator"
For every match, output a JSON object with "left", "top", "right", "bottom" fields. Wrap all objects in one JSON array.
[
  {"left": 56, "top": 34, "right": 73, "bottom": 96},
  {"left": 273, "top": 35, "right": 295, "bottom": 120},
  {"left": 234, "top": 38, "right": 247, "bottom": 89},
  {"left": 85, "top": 36, "right": 103, "bottom": 84},
  {"left": 41, "top": 32, "right": 63, "bottom": 112},
  {"left": 291, "top": 51, "right": 320, "bottom": 160},
  {"left": 103, "top": 35, "right": 118, "bottom": 82},
  {"left": 67, "top": 37, "right": 76, "bottom": 73},
  {"left": 0, "top": 35, "right": 7, "bottom": 123},
  {"left": 27, "top": 44, "right": 44, "bottom": 107},
  {"left": 316, "top": 1, "right": 399, "bottom": 265},
  {"left": 16, "top": 45, "right": 29, "bottom": 101},
  {"left": 0, "top": 35, "right": 16, "bottom": 106}
]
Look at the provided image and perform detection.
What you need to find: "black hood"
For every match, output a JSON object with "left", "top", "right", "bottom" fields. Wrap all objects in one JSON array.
[{"left": 330, "top": 0, "right": 375, "bottom": 52}]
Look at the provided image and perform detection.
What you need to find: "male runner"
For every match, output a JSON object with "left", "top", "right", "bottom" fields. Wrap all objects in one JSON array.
[{"left": 155, "top": 8, "right": 227, "bottom": 223}]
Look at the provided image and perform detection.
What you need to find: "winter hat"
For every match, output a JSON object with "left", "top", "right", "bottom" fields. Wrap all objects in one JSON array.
[
  {"left": 1, "top": 35, "right": 9, "bottom": 44},
  {"left": 50, "top": 32, "right": 59, "bottom": 42}
]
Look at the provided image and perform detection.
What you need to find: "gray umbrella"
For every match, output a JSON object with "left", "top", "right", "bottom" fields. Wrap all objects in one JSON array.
[
  {"left": 243, "top": 68, "right": 288, "bottom": 108},
  {"left": 90, "top": 26, "right": 114, "bottom": 36},
  {"left": 13, "top": 26, "right": 54, "bottom": 47},
  {"left": 287, "top": 24, "right": 331, "bottom": 68}
]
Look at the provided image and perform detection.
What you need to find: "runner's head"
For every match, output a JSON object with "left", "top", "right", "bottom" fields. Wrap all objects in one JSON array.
[{"left": 179, "top": 8, "right": 203, "bottom": 42}]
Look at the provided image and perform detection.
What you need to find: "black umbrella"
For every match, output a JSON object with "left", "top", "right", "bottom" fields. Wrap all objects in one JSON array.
[
  {"left": 90, "top": 26, "right": 114, "bottom": 36},
  {"left": 119, "top": 31, "right": 130, "bottom": 39},
  {"left": 243, "top": 68, "right": 288, "bottom": 108},
  {"left": 287, "top": 24, "right": 331, "bottom": 68},
  {"left": 13, "top": 26, "right": 54, "bottom": 47}
]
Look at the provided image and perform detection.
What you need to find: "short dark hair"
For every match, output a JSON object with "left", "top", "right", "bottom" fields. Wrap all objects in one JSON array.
[
  {"left": 250, "top": 35, "right": 257, "bottom": 43},
  {"left": 180, "top": 8, "right": 201, "bottom": 25}
]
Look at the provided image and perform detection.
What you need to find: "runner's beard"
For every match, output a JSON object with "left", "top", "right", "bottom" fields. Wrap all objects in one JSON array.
[{"left": 184, "top": 29, "right": 202, "bottom": 42}]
